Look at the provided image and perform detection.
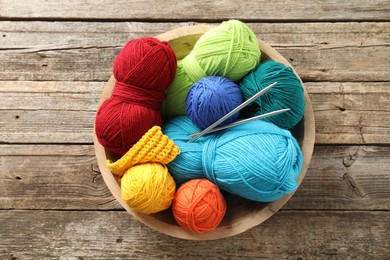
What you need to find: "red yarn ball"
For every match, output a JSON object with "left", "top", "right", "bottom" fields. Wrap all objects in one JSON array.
[
  {"left": 95, "top": 37, "right": 177, "bottom": 155},
  {"left": 172, "top": 178, "right": 227, "bottom": 233}
]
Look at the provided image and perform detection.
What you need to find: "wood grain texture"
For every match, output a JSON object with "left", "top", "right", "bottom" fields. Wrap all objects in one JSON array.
[
  {"left": 0, "top": 210, "right": 388, "bottom": 259},
  {"left": 2, "top": 22, "right": 388, "bottom": 49},
  {"left": 0, "top": 144, "right": 119, "bottom": 210},
  {"left": 1, "top": 81, "right": 388, "bottom": 144},
  {"left": 0, "top": 22, "right": 389, "bottom": 82},
  {"left": 1, "top": 144, "right": 389, "bottom": 210},
  {"left": 1, "top": 0, "right": 389, "bottom": 21},
  {"left": 285, "top": 145, "right": 390, "bottom": 210},
  {"left": 307, "top": 82, "right": 390, "bottom": 144}
]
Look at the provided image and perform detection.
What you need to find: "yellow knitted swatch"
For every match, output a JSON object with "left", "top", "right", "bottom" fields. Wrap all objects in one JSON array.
[
  {"left": 106, "top": 126, "right": 180, "bottom": 176},
  {"left": 121, "top": 162, "right": 176, "bottom": 214}
]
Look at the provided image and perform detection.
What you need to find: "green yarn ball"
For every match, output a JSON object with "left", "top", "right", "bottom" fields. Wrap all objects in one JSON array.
[
  {"left": 238, "top": 60, "right": 306, "bottom": 130},
  {"left": 162, "top": 20, "right": 261, "bottom": 118}
]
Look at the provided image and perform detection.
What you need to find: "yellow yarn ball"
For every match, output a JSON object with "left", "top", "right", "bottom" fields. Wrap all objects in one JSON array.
[{"left": 121, "top": 162, "right": 176, "bottom": 214}]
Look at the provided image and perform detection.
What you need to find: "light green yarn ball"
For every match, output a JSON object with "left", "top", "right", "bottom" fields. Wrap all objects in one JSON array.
[{"left": 162, "top": 20, "right": 261, "bottom": 118}]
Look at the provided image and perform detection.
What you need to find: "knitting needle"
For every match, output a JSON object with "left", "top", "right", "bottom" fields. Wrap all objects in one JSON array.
[
  {"left": 189, "top": 108, "right": 291, "bottom": 137},
  {"left": 188, "top": 82, "right": 277, "bottom": 142}
]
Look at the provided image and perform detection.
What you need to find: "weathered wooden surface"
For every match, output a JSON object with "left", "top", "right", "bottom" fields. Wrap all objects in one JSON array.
[
  {"left": 1, "top": 0, "right": 389, "bottom": 21},
  {"left": 1, "top": 81, "right": 389, "bottom": 144},
  {"left": 307, "top": 82, "right": 390, "bottom": 144},
  {"left": 1, "top": 144, "right": 389, "bottom": 211},
  {"left": 0, "top": 210, "right": 389, "bottom": 259},
  {"left": 1, "top": 0, "right": 389, "bottom": 258},
  {"left": 1, "top": 22, "right": 389, "bottom": 82}
]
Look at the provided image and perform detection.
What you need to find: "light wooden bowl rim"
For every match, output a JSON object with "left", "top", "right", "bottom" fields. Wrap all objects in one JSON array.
[{"left": 94, "top": 24, "right": 316, "bottom": 240}]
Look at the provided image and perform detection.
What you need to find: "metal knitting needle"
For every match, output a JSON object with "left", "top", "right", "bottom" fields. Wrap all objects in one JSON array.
[
  {"left": 188, "top": 82, "right": 278, "bottom": 142},
  {"left": 189, "top": 108, "right": 291, "bottom": 137}
]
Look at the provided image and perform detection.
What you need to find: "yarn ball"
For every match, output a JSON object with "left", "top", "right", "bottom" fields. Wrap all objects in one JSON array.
[
  {"left": 162, "top": 116, "right": 303, "bottom": 202},
  {"left": 172, "top": 178, "right": 227, "bottom": 233},
  {"left": 162, "top": 20, "right": 260, "bottom": 117},
  {"left": 239, "top": 60, "right": 305, "bottom": 130},
  {"left": 185, "top": 76, "right": 243, "bottom": 129},
  {"left": 95, "top": 37, "right": 177, "bottom": 155},
  {"left": 121, "top": 162, "right": 176, "bottom": 214}
]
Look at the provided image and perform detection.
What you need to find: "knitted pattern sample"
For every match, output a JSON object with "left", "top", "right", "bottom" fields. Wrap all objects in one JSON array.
[{"left": 106, "top": 126, "right": 180, "bottom": 176}]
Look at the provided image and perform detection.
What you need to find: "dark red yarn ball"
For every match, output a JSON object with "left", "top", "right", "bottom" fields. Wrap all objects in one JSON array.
[{"left": 95, "top": 37, "right": 177, "bottom": 155}]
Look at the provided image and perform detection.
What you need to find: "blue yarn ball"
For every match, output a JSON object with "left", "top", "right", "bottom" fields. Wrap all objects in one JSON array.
[
  {"left": 238, "top": 60, "right": 305, "bottom": 130},
  {"left": 185, "top": 76, "right": 243, "bottom": 130},
  {"left": 162, "top": 116, "right": 303, "bottom": 202}
]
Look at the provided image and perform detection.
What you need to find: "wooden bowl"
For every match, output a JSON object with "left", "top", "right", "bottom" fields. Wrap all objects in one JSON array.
[{"left": 94, "top": 24, "right": 315, "bottom": 240}]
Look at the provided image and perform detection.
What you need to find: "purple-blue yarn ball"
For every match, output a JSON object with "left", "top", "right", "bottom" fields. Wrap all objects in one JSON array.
[{"left": 185, "top": 76, "right": 243, "bottom": 130}]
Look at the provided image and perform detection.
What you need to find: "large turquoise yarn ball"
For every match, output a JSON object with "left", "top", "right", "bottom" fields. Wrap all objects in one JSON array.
[
  {"left": 238, "top": 60, "right": 306, "bottom": 130},
  {"left": 162, "top": 20, "right": 260, "bottom": 118},
  {"left": 162, "top": 116, "right": 303, "bottom": 202}
]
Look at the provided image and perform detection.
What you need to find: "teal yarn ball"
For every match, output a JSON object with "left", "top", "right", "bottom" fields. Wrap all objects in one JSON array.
[
  {"left": 162, "top": 20, "right": 260, "bottom": 118},
  {"left": 162, "top": 116, "right": 303, "bottom": 202},
  {"left": 238, "top": 60, "right": 305, "bottom": 130},
  {"left": 185, "top": 76, "right": 243, "bottom": 130}
]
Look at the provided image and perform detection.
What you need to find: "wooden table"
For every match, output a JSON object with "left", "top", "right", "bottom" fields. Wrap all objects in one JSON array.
[{"left": 1, "top": 1, "right": 389, "bottom": 259}]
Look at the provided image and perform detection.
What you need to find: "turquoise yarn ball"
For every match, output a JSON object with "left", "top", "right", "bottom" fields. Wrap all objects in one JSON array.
[
  {"left": 238, "top": 60, "right": 305, "bottom": 130},
  {"left": 162, "top": 116, "right": 303, "bottom": 202},
  {"left": 185, "top": 76, "right": 243, "bottom": 130}
]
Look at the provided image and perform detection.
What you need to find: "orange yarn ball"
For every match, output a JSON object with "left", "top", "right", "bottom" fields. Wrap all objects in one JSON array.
[{"left": 172, "top": 178, "right": 227, "bottom": 233}]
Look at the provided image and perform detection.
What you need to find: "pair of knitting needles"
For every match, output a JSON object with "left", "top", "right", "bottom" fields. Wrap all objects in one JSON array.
[{"left": 188, "top": 82, "right": 290, "bottom": 142}]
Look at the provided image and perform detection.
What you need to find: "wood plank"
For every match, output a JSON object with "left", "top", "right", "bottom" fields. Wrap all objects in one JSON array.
[
  {"left": 285, "top": 145, "right": 390, "bottom": 210},
  {"left": 1, "top": 144, "right": 389, "bottom": 210},
  {"left": 306, "top": 82, "right": 390, "bottom": 144},
  {"left": 0, "top": 144, "right": 120, "bottom": 210},
  {"left": 0, "top": 22, "right": 389, "bottom": 82},
  {"left": 1, "top": 81, "right": 389, "bottom": 144},
  {"left": 0, "top": 21, "right": 190, "bottom": 49},
  {"left": 2, "top": 22, "right": 388, "bottom": 49},
  {"left": 1, "top": 0, "right": 389, "bottom": 21},
  {"left": 0, "top": 81, "right": 102, "bottom": 144},
  {"left": 0, "top": 210, "right": 388, "bottom": 259}
]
